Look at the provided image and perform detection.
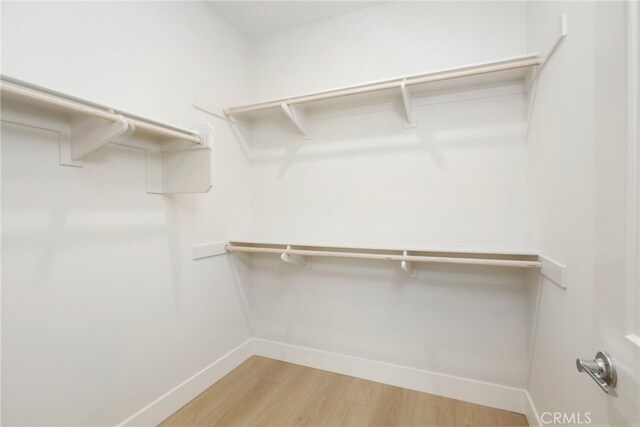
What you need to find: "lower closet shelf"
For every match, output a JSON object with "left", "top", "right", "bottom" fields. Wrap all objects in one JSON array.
[
  {"left": 225, "top": 241, "right": 542, "bottom": 269},
  {"left": 191, "top": 241, "right": 568, "bottom": 284}
]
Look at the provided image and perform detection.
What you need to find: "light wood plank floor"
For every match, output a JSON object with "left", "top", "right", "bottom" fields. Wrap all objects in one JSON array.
[{"left": 160, "top": 356, "right": 528, "bottom": 427}]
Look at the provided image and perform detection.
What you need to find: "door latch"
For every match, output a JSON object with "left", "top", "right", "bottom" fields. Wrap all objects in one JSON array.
[{"left": 576, "top": 351, "right": 617, "bottom": 395}]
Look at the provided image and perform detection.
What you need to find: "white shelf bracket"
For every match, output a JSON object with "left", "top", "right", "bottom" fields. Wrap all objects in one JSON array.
[
  {"left": 529, "top": 14, "right": 568, "bottom": 87},
  {"left": 540, "top": 255, "right": 567, "bottom": 289},
  {"left": 400, "top": 250, "right": 416, "bottom": 277},
  {"left": 400, "top": 81, "right": 415, "bottom": 128},
  {"left": 281, "top": 102, "right": 309, "bottom": 138},
  {"left": 221, "top": 108, "right": 249, "bottom": 129},
  {"left": 193, "top": 242, "right": 228, "bottom": 260},
  {"left": 541, "top": 14, "right": 568, "bottom": 71},
  {"left": 63, "top": 115, "right": 134, "bottom": 165},
  {"left": 146, "top": 123, "right": 213, "bottom": 194},
  {"left": 281, "top": 245, "right": 310, "bottom": 268},
  {"left": 527, "top": 14, "right": 568, "bottom": 135}
]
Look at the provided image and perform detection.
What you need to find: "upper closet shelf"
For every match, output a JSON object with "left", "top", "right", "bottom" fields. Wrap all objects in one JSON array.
[
  {"left": 228, "top": 54, "right": 539, "bottom": 114},
  {"left": 224, "top": 54, "right": 540, "bottom": 131},
  {"left": 223, "top": 15, "right": 567, "bottom": 133},
  {"left": 1, "top": 75, "right": 213, "bottom": 194}
]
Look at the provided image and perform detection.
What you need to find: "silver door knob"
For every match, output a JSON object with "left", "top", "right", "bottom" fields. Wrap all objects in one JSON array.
[{"left": 576, "top": 351, "right": 617, "bottom": 395}]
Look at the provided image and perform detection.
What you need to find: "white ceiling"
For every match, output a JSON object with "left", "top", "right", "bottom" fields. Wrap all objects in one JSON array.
[{"left": 207, "top": 1, "right": 386, "bottom": 38}]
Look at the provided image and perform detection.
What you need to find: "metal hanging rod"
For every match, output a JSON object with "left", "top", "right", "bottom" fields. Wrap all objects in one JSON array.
[
  {"left": 224, "top": 54, "right": 541, "bottom": 116},
  {"left": 1, "top": 75, "right": 203, "bottom": 145},
  {"left": 225, "top": 244, "right": 542, "bottom": 269}
]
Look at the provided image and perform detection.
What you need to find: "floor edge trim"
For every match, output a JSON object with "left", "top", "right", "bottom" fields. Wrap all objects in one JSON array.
[
  {"left": 117, "top": 337, "right": 254, "bottom": 426},
  {"left": 253, "top": 338, "right": 528, "bottom": 414},
  {"left": 119, "top": 337, "right": 536, "bottom": 425}
]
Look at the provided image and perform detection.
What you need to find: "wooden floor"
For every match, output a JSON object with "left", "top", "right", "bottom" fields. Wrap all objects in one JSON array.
[{"left": 161, "top": 356, "right": 528, "bottom": 427}]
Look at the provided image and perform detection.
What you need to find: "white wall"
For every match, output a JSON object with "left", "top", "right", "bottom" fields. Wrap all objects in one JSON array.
[
  {"left": 526, "top": 1, "right": 630, "bottom": 424},
  {"left": 250, "top": 1, "right": 527, "bottom": 100},
  {"left": 1, "top": 2, "right": 252, "bottom": 425},
  {"left": 242, "top": 1, "right": 534, "bottom": 390}
]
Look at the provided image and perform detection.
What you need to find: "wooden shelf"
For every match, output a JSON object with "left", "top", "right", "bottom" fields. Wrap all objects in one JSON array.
[
  {"left": 224, "top": 54, "right": 541, "bottom": 132},
  {"left": 229, "top": 239, "right": 540, "bottom": 257},
  {"left": 1, "top": 75, "right": 212, "bottom": 194},
  {"left": 226, "top": 240, "right": 542, "bottom": 270},
  {"left": 191, "top": 240, "right": 565, "bottom": 286}
]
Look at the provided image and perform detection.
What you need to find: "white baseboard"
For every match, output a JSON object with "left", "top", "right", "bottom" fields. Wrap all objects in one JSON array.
[
  {"left": 117, "top": 337, "right": 537, "bottom": 426},
  {"left": 117, "top": 338, "right": 253, "bottom": 427},
  {"left": 523, "top": 391, "right": 543, "bottom": 427},
  {"left": 252, "top": 338, "right": 528, "bottom": 414}
]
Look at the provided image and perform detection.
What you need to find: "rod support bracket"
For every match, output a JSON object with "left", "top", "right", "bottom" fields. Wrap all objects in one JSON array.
[
  {"left": 400, "top": 250, "right": 417, "bottom": 277},
  {"left": 400, "top": 80, "right": 416, "bottom": 128},
  {"left": 281, "top": 245, "right": 311, "bottom": 268},
  {"left": 61, "top": 115, "right": 134, "bottom": 166}
]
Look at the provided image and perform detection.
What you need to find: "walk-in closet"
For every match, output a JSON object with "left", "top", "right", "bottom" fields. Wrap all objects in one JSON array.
[{"left": 1, "top": 1, "right": 639, "bottom": 426}]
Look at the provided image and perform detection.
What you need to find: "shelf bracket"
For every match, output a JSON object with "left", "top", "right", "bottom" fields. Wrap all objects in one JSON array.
[
  {"left": 400, "top": 250, "right": 416, "bottom": 277},
  {"left": 146, "top": 123, "right": 213, "bottom": 194},
  {"left": 281, "top": 245, "right": 310, "bottom": 268},
  {"left": 540, "top": 255, "right": 567, "bottom": 289},
  {"left": 281, "top": 102, "right": 308, "bottom": 138},
  {"left": 193, "top": 242, "right": 228, "bottom": 260},
  {"left": 400, "top": 81, "right": 415, "bottom": 128},
  {"left": 528, "top": 13, "right": 568, "bottom": 89},
  {"left": 527, "top": 14, "right": 568, "bottom": 136},
  {"left": 540, "top": 14, "right": 568, "bottom": 72},
  {"left": 63, "top": 115, "right": 134, "bottom": 165}
]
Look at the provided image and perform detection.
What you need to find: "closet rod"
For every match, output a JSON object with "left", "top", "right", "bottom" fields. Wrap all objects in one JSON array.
[
  {"left": 1, "top": 81, "right": 203, "bottom": 145},
  {"left": 225, "top": 55, "right": 540, "bottom": 115},
  {"left": 225, "top": 245, "right": 542, "bottom": 269}
]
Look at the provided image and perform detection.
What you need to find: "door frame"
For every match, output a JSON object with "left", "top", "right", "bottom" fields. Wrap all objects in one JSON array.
[{"left": 626, "top": 0, "right": 640, "bottom": 345}]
